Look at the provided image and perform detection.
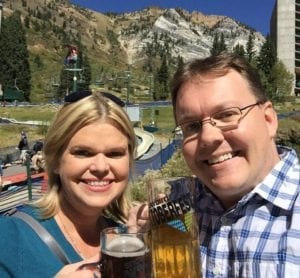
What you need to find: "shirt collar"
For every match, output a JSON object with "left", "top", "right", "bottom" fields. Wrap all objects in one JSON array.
[{"left": 252, "top": 146, "right": 300, "bottom": 210}]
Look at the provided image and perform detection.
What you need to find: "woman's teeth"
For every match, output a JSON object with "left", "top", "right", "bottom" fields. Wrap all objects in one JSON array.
[
  {"left": 208, "top": 153, "right": 233, "bottom": 165},
  {"left": 87, "top": 181, "right": 110, "bottom": 187}
]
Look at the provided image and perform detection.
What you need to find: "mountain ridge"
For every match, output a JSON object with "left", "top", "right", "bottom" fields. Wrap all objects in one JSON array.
[{"left": 3, "top": 0, "right": 265, "bottom": 101}]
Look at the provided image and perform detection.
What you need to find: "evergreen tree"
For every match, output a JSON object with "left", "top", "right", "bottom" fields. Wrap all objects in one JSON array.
[
  {"left": 210, "top": 33, "right": 220, "bottom": 56},
  {"left": 246, "top": 32, "right": 255, "bottom": 63},
  {"left": 177, "top": 55, "right": 184, "bottom": 69},
  {"left": 232, "top": 43, "right": 245, "bottom": 58},
  {"left": 210, "top": 33, "right": 227, "bottom": 56},
  {"left": 0, "top": 11, "right": 31, "bottom": 100},
  {"left": 154, "top": 55, "right": 169, "bottom": 100},
  {"left": 257, "top": 35, "right": 277, "bottom": 76},
  {"left": 267, "top": 61, "right": 293, "bottom": 102},
  {"left": 219, "top": 33, "right": 227, "bottom": 53}
]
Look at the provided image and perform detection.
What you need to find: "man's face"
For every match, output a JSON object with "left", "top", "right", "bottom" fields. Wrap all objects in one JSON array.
[{"left": 175, "top": 70, "right": 279, "bottom": 208}]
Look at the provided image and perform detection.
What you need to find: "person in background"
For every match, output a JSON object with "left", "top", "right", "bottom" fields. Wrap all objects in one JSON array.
[
  {"left": 18, "top": 131, "right": 29, "bottom": 164},
  {"left": 170, "top": 53, "right": 300, "bottom": 276},
  {"left": 64, "top": 44, "right": 78, "bottom": 66},
  {"left": 30, "top": 151, "right": 45, "bottom": 174},
  {"left": 32, "top": 140, "right": 43, "bottom": 155},
  {"left": 0, "top": 91, "right": 136, "bottom": 277}
]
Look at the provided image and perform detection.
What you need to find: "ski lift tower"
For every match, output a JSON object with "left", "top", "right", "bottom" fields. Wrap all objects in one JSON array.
[
  {"left": 0, "top": 0, "right": 5, "bottom": 33},
  {"left": 64, "top": 45, "right": 82, "bottom": 94}
]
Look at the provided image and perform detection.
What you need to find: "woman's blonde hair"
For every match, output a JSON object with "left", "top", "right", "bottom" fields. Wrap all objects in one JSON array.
[{"left": 33, "top": 92, "right": 136, "bottom": 223}]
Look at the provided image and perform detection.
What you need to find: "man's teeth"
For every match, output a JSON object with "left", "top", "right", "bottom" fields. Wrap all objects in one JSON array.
[
  {"left": 87, "top": 181, "right": 110, "bottom": 187},
  {"left": 208, "top": 153, "right": 233, "bottom": 165}
]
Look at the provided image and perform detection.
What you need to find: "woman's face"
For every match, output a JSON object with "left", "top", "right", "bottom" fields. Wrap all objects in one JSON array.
[{"left": 57, "top": 120, "right": 130, "bottom": 216}]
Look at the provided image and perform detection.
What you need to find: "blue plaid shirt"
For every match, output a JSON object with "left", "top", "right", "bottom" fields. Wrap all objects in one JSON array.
[{"left": 196, "top": 146, "right": 300, "bottom": 277}]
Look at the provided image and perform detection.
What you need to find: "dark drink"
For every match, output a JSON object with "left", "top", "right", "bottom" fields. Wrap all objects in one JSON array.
[{"left": 101, "top": 235, "right": 151, "bottom": 278}]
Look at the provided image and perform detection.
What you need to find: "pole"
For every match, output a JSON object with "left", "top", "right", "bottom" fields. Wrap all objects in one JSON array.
[
  {"left": 72, "top": 63, "right": 77, "bottom": 92},
  {"left": 126, "top": 71, "right": 131, "bottom": 104},
  {"left": 25, "top": 152, "right": 32, "bottom": 200},
  {"left": 0, "top": 0, "right": 4, "bottom": 33}
]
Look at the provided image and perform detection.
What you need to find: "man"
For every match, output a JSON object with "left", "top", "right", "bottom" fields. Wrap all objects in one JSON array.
[
  {"left": 130, "top": 53, "right": 300, "bottom": 277},
  {"left": 18, "top": 131, "right": 29, "bottom": 164},
  {"left": 170, "top": 53, "right": 300, "bottom": 276}
]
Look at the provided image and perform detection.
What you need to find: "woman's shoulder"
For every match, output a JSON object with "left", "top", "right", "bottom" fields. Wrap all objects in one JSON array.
[
  {"left": 0, "top": 205, "right": 44, "bottom": 231},
  {"left": 0, "top": 210, "right": 31, "bottom": 240}
]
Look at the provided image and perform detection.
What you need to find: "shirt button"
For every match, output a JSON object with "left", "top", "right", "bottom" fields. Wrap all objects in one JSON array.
[
  {"left": 213, "top": 265, "right": 222, "bottom": 275},
  {"left": 221, "top": 217, "right": 230, "bottom": 225}
]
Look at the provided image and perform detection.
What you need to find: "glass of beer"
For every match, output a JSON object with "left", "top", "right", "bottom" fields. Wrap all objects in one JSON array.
[
  {"left": 148, "top": 176, "right": 201, "bottom": 278},
  {"left": 100, "top": 225, "right": 152, "bottom": 278}
]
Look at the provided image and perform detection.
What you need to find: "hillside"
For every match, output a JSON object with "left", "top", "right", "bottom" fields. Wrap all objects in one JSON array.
[{"left": 3, "top": 0, "right": 265, "bottom": 102}]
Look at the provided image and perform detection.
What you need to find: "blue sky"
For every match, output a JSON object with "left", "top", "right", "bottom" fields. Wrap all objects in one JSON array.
[{"left": 71, "top": 0, "right": 276, "bottom": 35}]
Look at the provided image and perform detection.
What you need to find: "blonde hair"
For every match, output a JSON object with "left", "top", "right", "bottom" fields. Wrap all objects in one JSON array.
[{"left": 33, "top": 92, "right": 136, "bottom": 223}]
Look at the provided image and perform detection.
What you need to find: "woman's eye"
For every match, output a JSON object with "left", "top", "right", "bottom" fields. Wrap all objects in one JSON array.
[
  {"left": 107, "top": 151, "right": 126, "bottom": 158},
  {"left": 73, "top": 149, "right": 92, "bottom": 157}
]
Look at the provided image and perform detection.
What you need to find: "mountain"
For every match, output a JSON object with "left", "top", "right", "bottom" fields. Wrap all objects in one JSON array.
[{"left": 3, "top": 0, "right": 265, "bottom": 102}]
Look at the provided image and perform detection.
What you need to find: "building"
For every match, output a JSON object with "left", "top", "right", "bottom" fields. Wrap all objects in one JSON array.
[{"left": 270, "top": 0, "right": 300, "bottom": 95}]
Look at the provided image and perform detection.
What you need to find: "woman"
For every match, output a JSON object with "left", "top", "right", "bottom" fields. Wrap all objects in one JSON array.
[{"left": 0, "top": 91, "right": 136, "bottom": 277}]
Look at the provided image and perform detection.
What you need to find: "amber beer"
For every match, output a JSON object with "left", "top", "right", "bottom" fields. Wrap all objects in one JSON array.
[{"left": 148, "top": 177, "right": 201, "bottom": 278}]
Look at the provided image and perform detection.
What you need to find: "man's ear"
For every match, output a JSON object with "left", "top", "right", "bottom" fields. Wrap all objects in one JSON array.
[{"left": 262, "top": 101, "right": 278, "bottom": 139}]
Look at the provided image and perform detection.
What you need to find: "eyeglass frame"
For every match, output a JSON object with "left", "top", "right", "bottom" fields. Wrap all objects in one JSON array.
[{"left": 175, "top": 101, "right": 265, "bottom": 139}]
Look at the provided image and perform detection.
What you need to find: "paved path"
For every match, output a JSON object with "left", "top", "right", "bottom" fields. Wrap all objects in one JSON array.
[{"left": 2, "top": 164, "right": 30, "bottom": 186}]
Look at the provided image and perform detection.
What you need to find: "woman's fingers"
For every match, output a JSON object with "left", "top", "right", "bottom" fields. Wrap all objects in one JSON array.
[
  {"left": 127, "top": 203, "right": 149, "bottom": 228},
  {"left": 55, "top": 254, "right": 101, "bottom": 278}
]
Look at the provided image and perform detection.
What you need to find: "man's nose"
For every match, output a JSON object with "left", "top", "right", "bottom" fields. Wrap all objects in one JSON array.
[{"left": 196, "top": 121, "right": 224, "bottom": 148}]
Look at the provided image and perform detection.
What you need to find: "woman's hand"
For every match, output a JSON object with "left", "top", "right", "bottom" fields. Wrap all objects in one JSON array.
[
  {"left": 55, "top": 254, "right": 100, "bottom": 278},
  {"left": 127, "top": 203, "right": 149, "bottom": 228}
]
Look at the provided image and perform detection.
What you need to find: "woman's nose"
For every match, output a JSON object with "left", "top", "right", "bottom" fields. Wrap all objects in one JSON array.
[{"left": 89, "top": 153, "right": 109, "bottom": 173}]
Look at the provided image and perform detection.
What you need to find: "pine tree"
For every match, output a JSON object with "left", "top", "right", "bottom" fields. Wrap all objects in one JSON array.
[
  {"left": 210, "top": 33, "right": 227, "bottom": 56},
  {"left": 210, "top": 33, "right": 220, "bottom": 56},
  {"left": 177, "top": 55, "right": 184, "bottom": 69},
  {"left": 232, "top": 43, "right": 245, "bottom": 58},
  {"left": 219, "top": 33, "right": 227, "bottom": 53},
  {"left": 154, "top": 55, "right": 169, "bottom": 100},
  {"left": 0, "top": 11, "right": 31, "bottom": 100},
  {"left": 268, "top": 61, "right": 293, "bottom": 102},
  {"left": 257, "top": 35, "right": 277, "bottom": 76},
  {"left": 246, "top": 32, "right": 255, "bottom": 63}
]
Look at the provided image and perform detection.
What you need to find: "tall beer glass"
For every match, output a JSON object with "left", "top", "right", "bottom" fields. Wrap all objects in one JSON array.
[
  {"left": 100, "top": 225, "right": 151, "bottom": 278},
  {"left": 148, "top": 177, "right": 200, "bottom": 278}
]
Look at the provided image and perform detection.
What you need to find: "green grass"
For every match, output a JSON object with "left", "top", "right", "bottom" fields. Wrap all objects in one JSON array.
[
  {"left": 0, "top": 104, "right": 176, "bottom": 148},
  {"left": 0, "top": 103, "right": 299, "bottom": 149},
  {"left": 0, "top": 105, "right": 57, "bottom": 147}
]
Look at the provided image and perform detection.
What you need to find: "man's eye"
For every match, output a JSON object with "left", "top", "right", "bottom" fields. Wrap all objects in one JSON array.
[
  {"left": 214, "top": 109, "right": 239, "bottom": 121},
  {"left": 184, "top": 121, "right": 201, "bottom": 133}
]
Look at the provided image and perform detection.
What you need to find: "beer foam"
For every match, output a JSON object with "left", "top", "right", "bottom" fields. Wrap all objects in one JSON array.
[{"left": 103, "top": 236, "right": 147, "bottom": 258}]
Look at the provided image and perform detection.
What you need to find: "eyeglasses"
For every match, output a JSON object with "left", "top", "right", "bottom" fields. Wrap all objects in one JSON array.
[{"left": 175, "top": 102, "right": 263, "bottom": 139}]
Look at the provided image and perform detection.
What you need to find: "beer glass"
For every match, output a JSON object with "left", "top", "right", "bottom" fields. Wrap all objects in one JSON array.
[
  {"left": 148, "top": 176, "right": 201, "bottom": 278},
  {"left": 100, "top": 225, "right": 151, "bottom": 278}
]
